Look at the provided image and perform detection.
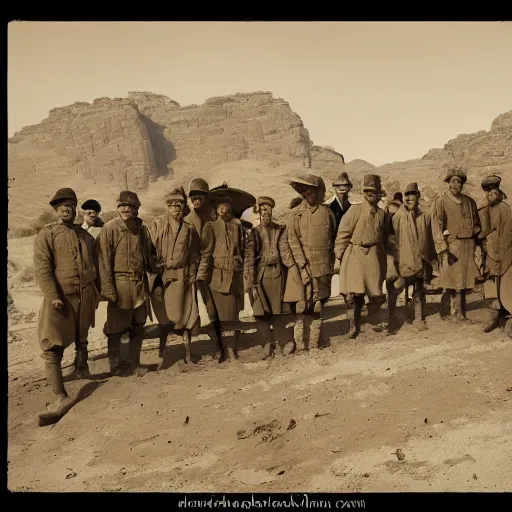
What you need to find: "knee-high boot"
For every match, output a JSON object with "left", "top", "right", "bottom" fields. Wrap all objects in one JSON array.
[
  {"left": 349, "top": 295, "right": 364, "bottom": 339},
  {"left": 107, "top": 334, "right": 123, "bottom": 376}
]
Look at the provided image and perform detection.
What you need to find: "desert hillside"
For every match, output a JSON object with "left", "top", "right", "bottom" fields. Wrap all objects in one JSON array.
[{"left": 8, "top": 91, "right": 511, "bottom": 236}]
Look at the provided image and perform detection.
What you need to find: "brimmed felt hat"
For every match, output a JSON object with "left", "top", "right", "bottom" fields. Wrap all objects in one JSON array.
[
  {"left": 481, "top": 174, "right": 501, "bottom": 190},
  {"left": 164, "top": 186, "right": 187, "bottom": 203},
  {"left": 332, "top": 172, "right": 353, "bottom": 188},
  {"left": 117, "top": 190, "right": 141, "bottom": 208},
  {"left": 49, "top": 188, "right": 77, "bottom": 208},
  {"left": 404, "top": 182, "right": 421, "bottom": 196},
  {"left": 287, "top": 173, "right": 326, "bottom": 203},
  {"left": 188, "top": 177, "right": 210, "bottom": 196},
  {"left": 362, "top": 174, "right": 382, "bottom": 192}
]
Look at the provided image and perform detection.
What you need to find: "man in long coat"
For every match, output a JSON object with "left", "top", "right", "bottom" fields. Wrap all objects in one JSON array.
[
  {"left": 199, "top": 192, "right": 253, "bottom": 362},
  {"left": 98, "top": 190, "right": 157, "bottom": 376},
  {"left": 334, "top": 174, "right": 394, "bottom": 338},
  {"left": 390, "top": 183, "right": 437, "bottom": 331},
  {"left": 148, "top": 186, "right": 201, "bottom": 365},
  {"left": 431, "top": 166, "right": 482, "bottom": 321},
  {"left": 33, "top": 188, "right": 99, "bottom": 423},
  {"left": 183, "top": 178, "right": 223, "bottom": 358},
  {"left": 287, "top": 174, "right": 337, "bottom": 352},
  {"left": 477, "top": 174, "right": 512, "bottom": 332},
  {"left": 279, "top": 197, "right": 307, "bottom": 353},
  {"left": 246, "top": 196, "right": 292, "bottom": 358}
]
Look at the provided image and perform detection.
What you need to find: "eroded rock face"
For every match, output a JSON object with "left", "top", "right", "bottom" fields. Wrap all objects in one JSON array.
[{"left": 8, "top": 91, "right": 345, "bottom": 228}]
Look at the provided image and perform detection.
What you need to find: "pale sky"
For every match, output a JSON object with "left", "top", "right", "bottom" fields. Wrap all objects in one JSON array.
[{"left": 7, "top": 21, "right": 512, "bottom": 166}]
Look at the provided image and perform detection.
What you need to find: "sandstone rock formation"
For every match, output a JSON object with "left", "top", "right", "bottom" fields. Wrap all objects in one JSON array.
[{"left": 8, "top": 91, "right": 344, "bottom": 230}]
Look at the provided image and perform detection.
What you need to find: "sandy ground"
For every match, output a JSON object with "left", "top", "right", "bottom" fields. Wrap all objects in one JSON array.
[{"left": 7, "top": 271, "right": 512, "bottom": 492}]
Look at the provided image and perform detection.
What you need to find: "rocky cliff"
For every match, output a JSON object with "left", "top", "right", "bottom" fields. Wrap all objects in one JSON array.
[{"left": 8, "top": 91, "right": 344, "bottom": 229}]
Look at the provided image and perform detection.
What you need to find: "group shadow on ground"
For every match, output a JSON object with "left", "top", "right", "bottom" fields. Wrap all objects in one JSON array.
[{"left": 88, "top": 288, "right": 495, "bottom": 375}]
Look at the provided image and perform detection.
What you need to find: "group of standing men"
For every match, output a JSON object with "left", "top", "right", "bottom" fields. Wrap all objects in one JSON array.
[{"left": 32, "top": 164, "right": 511, "bottom": 423}]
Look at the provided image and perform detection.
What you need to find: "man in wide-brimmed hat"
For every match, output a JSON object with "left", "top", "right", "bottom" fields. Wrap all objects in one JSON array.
[
  {"left": 325, "top": 172, "right": 353, "bottom": 230},
  {"left": 33, "top": 187, "right": 100, "bottom": 424},
  {"left": 199, "top": 185, "right": 255, "bottom": 362},
  {"left": 98, "top": 190, "right": 158, "bottom": 376},
  {"left": 147, "top": 186, "right": 201, "bottom": 365},
  {"left": 334, "top": 174, "right": 394, "bottom": 338},
  {"left": 477, "top": 174, "right": 512, "bottom": 333},
  {"left": 246, "top": 196, "right": 294, "bottom": 358},
  {"left": 286, "top": 173, "right": 337, "bottom": 352},
  {"left": 431, "top": 164, "right": 482, "bottom": 321},
  {"left": 389, "top": 182, "right": 437, "bottom": 333},
  {"left": 81, "top": 199, "right": 104, "bottom": 239}
]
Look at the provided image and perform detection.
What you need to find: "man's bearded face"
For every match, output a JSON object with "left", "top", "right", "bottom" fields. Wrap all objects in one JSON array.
[
  {"left": 486, "top": 189, "right": 501, "bottom": 205},
  {"left": 55, "top": 201, "right": 76, "bottom": 223},
  {"left": 449, "top": 176, "right": 463, "bottom": 196},
  {"left": 167, "top": 199, "right": 185, "bottom": 220},
  {"left": 404, "top": 193, "right": 419, "bottom": 211},
  {"left": 118, "top": 204, "right": 138, "bottom": 221},
  {"left": 217, "top": 203, "right": 232, "bottom": 220},
  {"left": 260, "top": 203, "right": 272, "bottom": 226},
  {"left": 83, "top": 209, "right": 99, "bottom": 226},
  {"left": 364, "top": 190, "right": 380, "bottom": 206},
  {"left": 190, "top": 194, "right": 205, "bottom": 210}
]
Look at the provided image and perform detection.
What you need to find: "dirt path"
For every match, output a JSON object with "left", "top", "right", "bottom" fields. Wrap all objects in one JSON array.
[{"left": 7, "top": 285, "right": 512, "bottom": 492}]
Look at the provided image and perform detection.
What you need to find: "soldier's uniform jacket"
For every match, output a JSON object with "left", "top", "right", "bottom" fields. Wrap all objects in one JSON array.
[
  {"left": 287, "top": 200, "right": 337, "bottom": 278},
  {"left": 98, "top": 216, "right": 157, "bottom": 309}
]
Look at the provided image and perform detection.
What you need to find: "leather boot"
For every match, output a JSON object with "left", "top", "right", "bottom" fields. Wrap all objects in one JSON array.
[
  {"left": 130, "top": 324, "right": 148, "bottom": 376},
  {"left": 387, "top": 283, "right": 399, "bottom": 334},
  {"left": 209, "top": 319, "right": 225, "bottom": 363},
  {"left": 256, "top": 318, "right": 274, "bottom": 359},
  {"left": 225, "top": 330, "right": 240, "bottom": 364},
  {"left": 349, "top": 295, "right": 364, "bottom": 339},
  {"left": 412, "top": 291, "right": 428, "bottom": 330},
  {"left": 293, "top": 315, "right": 306, "bottom": 353},
  {"left": 452, "top": 291, "right": 466, "bottom": 321},
  {"left": 107, "top": 334, "right": 124, "bottom": 376},
  {"left": 183, "top": 329, "right": 194, "bottom": 364},
  {"left": 43, "top": 361, "right": 73, "bottom": 415},
  {"left": 74, "top": 342, "right": 91, "bottom": 379}
]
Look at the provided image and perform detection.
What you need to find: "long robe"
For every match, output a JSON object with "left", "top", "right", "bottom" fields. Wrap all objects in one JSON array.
[
  {"left": 431, "top": 191, "right": 481, "bottom": 291},
  {"left": 34, "top": 221, "right": 99, "bottom": 351},
  {"left": 247, "top": 221, "right": 290, "bottom": 316},
  {"left": 147, "top": 214, "right": 201, "bottom": 331},
  {"left": 334, "top": 200, "right": 393, "bottom": 297},
  {"left": 201, "top": 217, "right": 250, "bottom": 322},
  {"left": 478, "top": 199, "right": 512, "bottom": 310},
  {"left": 392, "top": 205, "right": 436, "bottom": 282}
]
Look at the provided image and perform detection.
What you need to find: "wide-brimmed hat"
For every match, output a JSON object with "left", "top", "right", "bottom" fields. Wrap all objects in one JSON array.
[
  {"left": 117, "top": 190, "right": 141, "bottom": 208},
  {"left": 287, "top": 173, "right": 326, "bottom": 202},
  {"left": 81, "top": 199, "right": 101, "bottom": 212},
  {"left": 49, "top": 188, "right": 78, "bottom": 208},
  {"left": 209, "top": 182, "right": 256, "bottom": 218},
  {"left": 332, "top": 172, "right": 353, "bottom": 188}
]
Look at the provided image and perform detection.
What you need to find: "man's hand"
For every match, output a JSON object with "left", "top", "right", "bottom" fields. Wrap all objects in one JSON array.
[
  {"left": 300, "top": 265, "right": 312, "bottom": 285},
  {"left": 153, "top": 286, "right": 165, "bottom": 303},
  {"left": 334, "top": 258, "right": 341, "bottom": 273},
  {"left": 51, "top": 299, "right": 64, "bottom": 310}
]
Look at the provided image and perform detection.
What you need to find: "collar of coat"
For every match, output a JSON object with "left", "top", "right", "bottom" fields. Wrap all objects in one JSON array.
[
  {"left": 446, "top": 190, "right": 464, "bottom": 205},
  {"left": 324, "top": 194, "right": 351, "bottom": 209}
]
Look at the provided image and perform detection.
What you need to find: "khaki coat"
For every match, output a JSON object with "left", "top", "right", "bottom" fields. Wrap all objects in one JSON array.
[
  {"left": 34, "top": 221, "right": 100, "bottom": 351},
  {"left": 334, "top": 200, "right": 393, "bottom": 297},
  {"left": 98, "top": 216, "right": 157, "bottom": 335},
  {"left": 201, "top": 217, "right": 250, "bottom": 322},
  {"left": 287, "top": 200, "right": 337, "bottom": 304},
  {"left": 431, "top": 192, "right": 482, "bottom": 291},
  {"left": 392, "top": 205, "right": 436, "bottom": 282},
  {"left": 147, "top": 214, "right": 201, "bottom": 332},
  {"left": 246, "top": 221, "right": 290, "bottom": 316}
]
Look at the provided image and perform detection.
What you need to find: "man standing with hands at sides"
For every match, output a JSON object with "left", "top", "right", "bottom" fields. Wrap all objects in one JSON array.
[
  {"left": 98, "top": 190, "right": 158, "bottom": 377},
  {"left": 334, "top": 175, "right": 394, "bottom": 339},
  {"left": 389, "top": 183, "right": 437, "bottom": 332},
  {"left": 287, "top": 174, "right": 337, "bottom": 353},
  {"left": 33, "top": 188, "right": 99, "bottom": 424},
  {"left": 431, "top": 164, "right": 482, "bottom": 322},
  {"left": 148, "top": 186, "right": 201, "bottom": 366}
]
